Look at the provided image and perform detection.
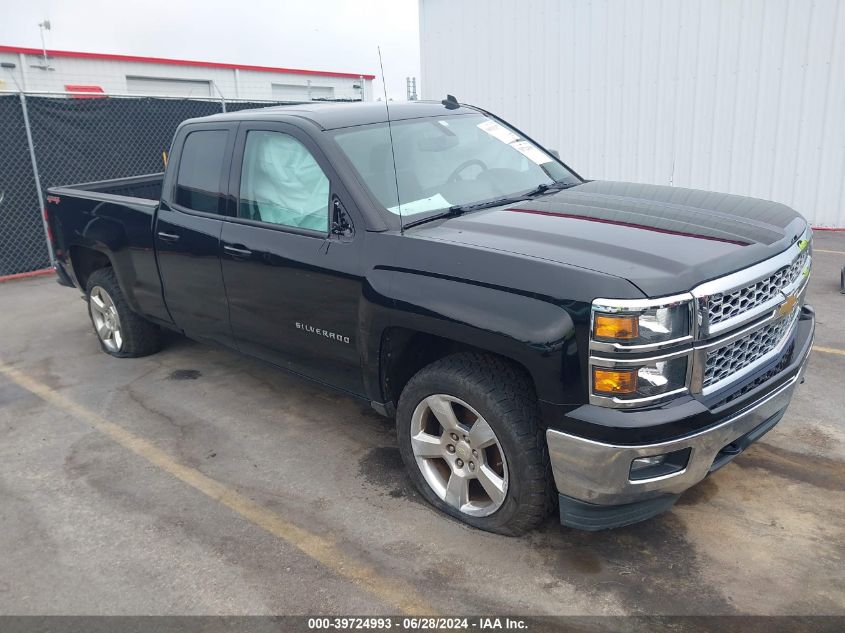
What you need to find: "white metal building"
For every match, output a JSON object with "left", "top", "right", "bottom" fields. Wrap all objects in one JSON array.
[
  {"left": 0, "top": 45, "right": 374, "bottom": 102},
  {"left": 419, "top": 0, "right": 845, "bottom": 227}
]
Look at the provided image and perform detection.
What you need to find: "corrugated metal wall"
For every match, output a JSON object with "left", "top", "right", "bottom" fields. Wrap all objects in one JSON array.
[{"left": 419, "top": 0, "right": 845, "bottom": 227}]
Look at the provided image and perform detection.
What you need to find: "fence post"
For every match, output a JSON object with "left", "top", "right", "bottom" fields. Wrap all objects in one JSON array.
[
  {"left": 212, "top": 81, "right": 226, "bottom": 113},
  {"left": 18, "top": 90, "right": 55, "bottom": 266}
]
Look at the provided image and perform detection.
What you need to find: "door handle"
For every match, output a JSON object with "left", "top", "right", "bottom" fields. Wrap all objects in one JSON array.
[
  {"left": 157, "top": 231, "right": 180, "bottom": 243},
  {"left": 223, "top": 244, "right": 253, "bottom": 258}
]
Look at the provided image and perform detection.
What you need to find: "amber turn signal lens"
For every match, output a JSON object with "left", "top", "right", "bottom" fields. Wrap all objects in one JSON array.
[
  {"left": 594, "top": 314, "right": 639, "bottom": 340},
  {"left": 593, "top": 368, "right": 637, "bottom": 395}
]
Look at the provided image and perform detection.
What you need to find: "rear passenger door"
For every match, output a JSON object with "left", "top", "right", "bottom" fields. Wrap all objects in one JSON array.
[
  {"left": 219, "top": 121, "right": 365, "bottom": 395},
  {"left": 156, "top": 122, "right": 237, "bottom": 347}
]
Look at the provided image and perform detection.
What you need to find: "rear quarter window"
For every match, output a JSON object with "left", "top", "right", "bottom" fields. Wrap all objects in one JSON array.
[{"left": 175, "top": 130, "right": 229, "bottom": 214}]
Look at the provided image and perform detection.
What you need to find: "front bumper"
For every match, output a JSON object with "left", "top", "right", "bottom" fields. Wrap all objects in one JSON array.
[{"left": 547, "top": 306, "right": 814, "bottom": 530}]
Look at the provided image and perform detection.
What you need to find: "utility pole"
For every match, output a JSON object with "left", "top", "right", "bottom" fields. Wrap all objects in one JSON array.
[{"left": 36, "top": 20, "right": 53, "bottom": 70}]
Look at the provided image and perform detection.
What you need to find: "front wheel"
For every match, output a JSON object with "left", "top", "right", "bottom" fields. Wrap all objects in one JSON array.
[
  {"left": 86, "top": 267, "right": 161, "bottom": 358},
  {"left": 396, "top": 353, "right": 554, "bottom": 535}
]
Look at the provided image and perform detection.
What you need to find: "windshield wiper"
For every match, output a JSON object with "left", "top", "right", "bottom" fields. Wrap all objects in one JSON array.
[
  {"left": 404, "top": 181, "right": 578, "bottom": 228},
  {"left": 402, "top": 195, "right": 524, "bottom": 228},
  {"left": 524, "top": 180, "right": 577, "bottom": 198},
  {"left": 446, "top": 195, "right": 525, "bottom": 216},
  {"left": 445, "top": 182, "right": 571, "bottom": 216}
]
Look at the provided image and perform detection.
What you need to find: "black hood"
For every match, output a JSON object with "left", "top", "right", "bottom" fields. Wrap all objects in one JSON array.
[{"left": 411, "top": 181, "right": 808, "bottom": 297}]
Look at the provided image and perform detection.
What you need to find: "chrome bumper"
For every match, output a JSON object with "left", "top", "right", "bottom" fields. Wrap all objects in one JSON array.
[{"left": 547, "top": 329, "right": 813, "bottom": 506}]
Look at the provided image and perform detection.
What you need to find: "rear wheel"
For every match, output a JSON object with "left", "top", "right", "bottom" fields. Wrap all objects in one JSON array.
[
  {"left": 396, "top": 353, "right": 554, "bottom": 535},
  {"left": 86, "top": 267, "right": 161, "bottom": 358}
]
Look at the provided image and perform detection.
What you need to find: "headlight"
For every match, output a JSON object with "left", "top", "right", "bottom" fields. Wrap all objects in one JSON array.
[
  {"left": 589, "top": 294, "right": 694, "bottom": 407},
  {"left": 591, "top": 294, "right": 693, "bottom": 349},
  {"left": 591, "top": 356, "right": 688, "bottom": 402}
]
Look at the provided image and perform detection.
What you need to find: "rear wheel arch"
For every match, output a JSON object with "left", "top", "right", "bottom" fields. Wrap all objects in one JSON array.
[
  {"left": 69, "top": 245, "right": 113, "bottom": 290},
  {"left": 85, "top": 267, "right": 161, "bottom": 357},
  {"left": 69, "top": 245, "right": 147, "bottom": 317}
]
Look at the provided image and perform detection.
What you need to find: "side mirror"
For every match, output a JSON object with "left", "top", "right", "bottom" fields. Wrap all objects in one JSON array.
[
  {"left": 331, "top": 197, "right": 355, "bottom": 239},
  {"left": 549, "top": 149, "right": 560, "bottom": 159}
]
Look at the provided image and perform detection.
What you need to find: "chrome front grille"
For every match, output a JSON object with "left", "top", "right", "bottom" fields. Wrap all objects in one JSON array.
[
  {"left": 589, "top": 228, "right": 812, "bottom": 409},
  {"left": 707, "top": 248, "right": 809, "bottom": 326},
  {"left": 691, "top": 228, "right": 812, "bottom": 396},
  {"left": 702, "top": 306, "right": 800, "bottom": 389}
]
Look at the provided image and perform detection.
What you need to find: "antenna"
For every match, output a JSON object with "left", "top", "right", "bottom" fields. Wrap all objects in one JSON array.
[
  {"left": 441, "top": 94, "right": 460, "bottom": 110},
  {"left": 378, "top": 46, "right": 403, "bottom": 234}
]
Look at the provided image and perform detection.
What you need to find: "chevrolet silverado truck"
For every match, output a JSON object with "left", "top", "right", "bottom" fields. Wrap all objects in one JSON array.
[{"left": 45, "top": 100, "right": 814, "bottom": 535}]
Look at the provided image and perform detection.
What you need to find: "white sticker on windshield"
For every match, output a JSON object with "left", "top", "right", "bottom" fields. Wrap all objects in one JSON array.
[
  {"left": 510, "top": 140, "right": 551, "bottom": 165},
  {"left": 477, "top": 120, "right": 519, "bottom": 145},
  {"left": 388, "top": 193, "right": 451, "bottom": 215}
]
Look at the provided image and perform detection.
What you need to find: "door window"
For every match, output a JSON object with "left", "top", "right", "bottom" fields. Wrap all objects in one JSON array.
[
  {"left": 174, "top": 130, "right": 229, "bottom": 213},
  {"left": 239, "top": 131, "right": 330, "bottom": 232}
]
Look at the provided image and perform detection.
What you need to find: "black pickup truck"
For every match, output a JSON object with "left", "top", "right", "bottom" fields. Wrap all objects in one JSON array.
[{"left": 45, "top": 100, "right": 814, "bottom": 534}]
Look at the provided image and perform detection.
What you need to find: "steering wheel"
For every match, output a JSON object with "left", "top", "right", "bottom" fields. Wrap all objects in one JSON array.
[{"left": 447, "top": 159, "right": 489, "bottom": 183}]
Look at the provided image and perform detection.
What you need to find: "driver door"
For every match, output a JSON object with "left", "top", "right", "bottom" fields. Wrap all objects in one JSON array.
[{"left": 219, "top": 121, "right": 365, "bottom": 395}]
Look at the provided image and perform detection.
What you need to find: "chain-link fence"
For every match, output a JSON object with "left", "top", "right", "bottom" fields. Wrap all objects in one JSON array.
[
  {"left": 0, "top": 92, "right": 312, "bottom": 277},
  {"left": 0, "top": 94, "right": 44, "bottom": 276}
]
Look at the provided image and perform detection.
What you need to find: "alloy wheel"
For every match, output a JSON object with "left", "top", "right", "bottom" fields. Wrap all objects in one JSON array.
[
  {"left": 89, "top": 286, "right": 123, "bottom": 353},
  {"left": 409, "top": 394, "right": 508, "bottom": 517}
]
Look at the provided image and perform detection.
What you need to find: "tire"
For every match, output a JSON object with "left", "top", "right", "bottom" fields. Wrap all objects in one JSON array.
[
  {"left": 396, "top": 352, "right": 555, "bottom": 536},
  {"left": 86, "top": 267, "right": 161, "bottom": 358}
]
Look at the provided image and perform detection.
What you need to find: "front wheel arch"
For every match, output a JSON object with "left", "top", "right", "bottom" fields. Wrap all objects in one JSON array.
[{"left": 379, "top": 327, "right": 544, "bottom": 416}]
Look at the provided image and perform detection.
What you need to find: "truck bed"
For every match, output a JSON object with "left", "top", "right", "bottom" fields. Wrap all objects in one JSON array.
[
  {"left": 51, "top": 173, "right": 164, "bottom": 202},
  {"left": 46, "top": 172, "right": 170, "bottom": 326}
]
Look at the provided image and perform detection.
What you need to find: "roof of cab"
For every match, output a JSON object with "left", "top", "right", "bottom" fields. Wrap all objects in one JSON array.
[{"left": 196, "top": 100, "right": 480, "bottom": 130}]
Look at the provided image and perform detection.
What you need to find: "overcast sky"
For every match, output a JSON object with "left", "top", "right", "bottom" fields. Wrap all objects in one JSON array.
[{"left": 0, "top": 0, "right": 421, "bottom": 100}]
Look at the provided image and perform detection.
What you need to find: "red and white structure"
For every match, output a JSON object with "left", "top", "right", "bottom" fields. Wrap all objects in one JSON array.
[{"left": 0, "top": 45, "right": 375, "bottom": 101}]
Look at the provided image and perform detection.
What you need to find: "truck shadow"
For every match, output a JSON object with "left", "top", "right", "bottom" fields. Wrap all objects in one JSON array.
[
  {"left": 355, "top": 435, "right": 732, "bottom": 614},
  {"left": 528, "top": 509, "right": 734, "bottom": 614},
  {"left": 733, "top": 442, "right": 845, "bottom": 491},
  {"left": 357, "top": 445, "right": 423, "bottom": 504}
]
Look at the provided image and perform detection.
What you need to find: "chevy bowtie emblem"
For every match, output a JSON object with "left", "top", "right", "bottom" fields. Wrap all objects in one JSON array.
[{"left": 776, "top": 294, "right": 798, "bottom": 319}]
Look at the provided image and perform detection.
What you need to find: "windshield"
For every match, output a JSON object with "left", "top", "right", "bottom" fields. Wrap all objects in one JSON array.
[{"left": 332, "top": 113, "right": 579, "bottom": 222}]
